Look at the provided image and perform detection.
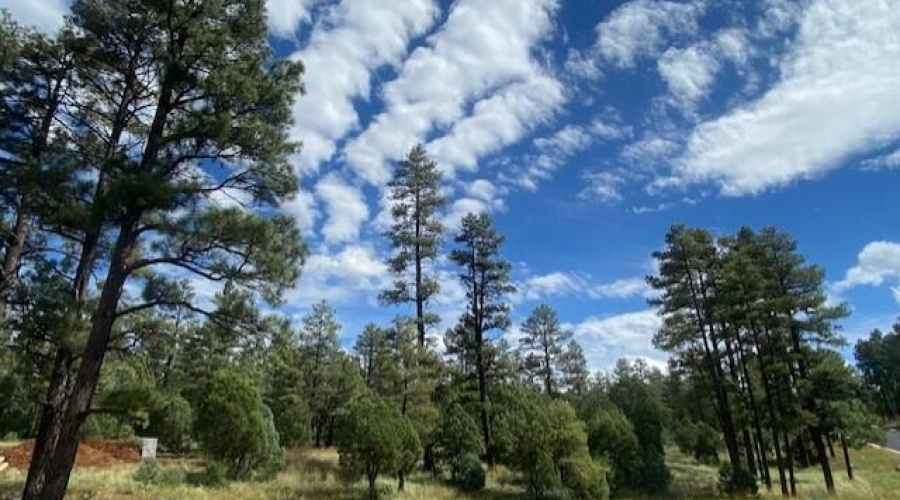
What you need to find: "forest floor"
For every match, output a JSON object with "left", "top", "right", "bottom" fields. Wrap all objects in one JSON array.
[{"left": 1, "top": 443, "right": 899, "bottom": 500}]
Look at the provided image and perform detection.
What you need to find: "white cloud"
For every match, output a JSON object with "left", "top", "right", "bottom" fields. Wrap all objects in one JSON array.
[
  {"left": 591, "top": 277, "right": 650, "bottom": 300},
  {"left": 657, "top": 29, "right": 752, "bottom": 111},
  {"left": 714, "top": 28, "right": 752, "bottom": 66},
  {"left": 757, "top": 0, "right": 804, "bottom": 38},
  {"left": 579, "top": 171, "right": 626, "bottom": 204},
  {"left": 288, "top": 0, "right": 438, "bottom": 174},
  {"left": 287, "top": 244, "right": 389, "bottom": 305},
  {"left": 265, "top": 0, "right": 326, "bottom": 38},
  {"left": 623, "top": 135, "right": 682, "bottom": 166},
  {"left": 427, "top": 74, "right": 564, "bottom": 178},
  {"left": 504, "top": 119, "right": 631, "bottom": 191},
  {"left": 520, "top": 272, "right": 582, "bottom": 301},
  {"left": 344, "top": 0, "right": 560, "bottom": 185},
  {"left": 595, "top": 0, "right": 704, "bottom": 68},
  {"left": 567, "top": 309, "right": 666, "bottom": 371},
  {"left": 517, "top": 272, "right": 650, "bottom": 302},
  {"left": 0, "top": 0, "right": 68, "bottom": 33},
  {"left": 442, "top": 179, "right": 506, "bottom": 231},
  {"left": 832, "top": 241, "right": 900, "bottom": 295},
  {"left": 678, "top": 0, "right": 900, "bottom": 195},
  {"left": 658, "top": 45, "right": 721, "bottom": 105},
  {"left": 282, "top": 189, "right": 318, "bottom": 233},
  {"left": 563, "top": 48, "right": 602, "bottom": 82},
  {"left": 861, "top": 148, "right": 900, "bottom": 171},
  {"left": 315, "top": 174, "right": 369, "bottom": 244}
]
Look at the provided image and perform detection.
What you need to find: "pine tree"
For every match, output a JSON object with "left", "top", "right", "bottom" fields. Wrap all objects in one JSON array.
[
  {"left": 18, "top": 1, "right": 307, "bottom": 496},
  {"left": 265, "top": 318, "right": 311, "bottom": 447},
  {"left": 559, "top": 340, "right": 590, "bottom": 396},
  {"left": 649, "top": 225, "right": 746, "bottom": 486},
  {"left": 450, "top": 212, "right": 515, "bottom": 465},
  {"left": 755, "top": 227, "right": 848, "bottom": 494},
  {"left": 0, "top": 18, "right": 75, "bottom": 313},
  {"left": 380, "top": 144, "right": 446, "bottom": 346},
  {"left": 855, "top": 323, "right": 900, "bottom": 418},
  {"left": 299, "top": 300, "right": 341, "bottom": 446},
  {"left": 518, "top": 303, "right": 572, "bottom": 396},
  {"left": 354, "top": 322, "right": 392, "bottom": 392}
]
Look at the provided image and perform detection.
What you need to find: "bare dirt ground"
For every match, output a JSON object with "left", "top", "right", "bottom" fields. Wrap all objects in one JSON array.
[{"left": 0, "top": 440, "right": 140, "bottom": 469}]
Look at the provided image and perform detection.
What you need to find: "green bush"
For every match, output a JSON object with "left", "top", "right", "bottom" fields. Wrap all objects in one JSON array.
[
  {"left": 133, "top": 459, "right": 161, "bottom": 484},
  {"left": 450, "top": 453, "right": 485, "bottom": 491},
  {"left": 608, "top": 370, "right": 671, "bottom": 494},
  {"left": 272, "top": 393, "right": 311, "bottom": 447},
  {"left": 338, "top": 392, "right": 420, "bottom": 499},
  {"left": 587, "top": 407, "right": 639, "bottom": 493},
  {"left": 560, "top": 456, "right": 610, "bottom": 500},
  {"left": 436, "top": 403, "right": 483, "bottom": 463},
  {"left": 198, "top": 460, "right": 229, "bottom": 487},
  {"left": 133, "top": 459, "right": 186, "bottom": 486},
  {"left": 196, "top": 369, "right": 283, "bottom": 479},
  {"left": 147, "top": 393, "right": 193, "bottom": 453},
  {"left": 718, "top": 463, "right": 758, "bottom": 496},
  {"left": 493, "top": 386, "right": 597, "bottom": 500},
  {"left": 672, "top": 419, "right": 720, "bottom": 464}
]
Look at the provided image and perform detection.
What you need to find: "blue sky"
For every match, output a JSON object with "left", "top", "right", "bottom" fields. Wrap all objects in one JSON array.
[{"left": 6, "top": 0, "right": 900, "bottom": 371}]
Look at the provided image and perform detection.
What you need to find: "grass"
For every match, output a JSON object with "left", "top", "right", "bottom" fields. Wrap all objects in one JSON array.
[{"left": 1, "top": 444, "right": 899, "bottom": 500}]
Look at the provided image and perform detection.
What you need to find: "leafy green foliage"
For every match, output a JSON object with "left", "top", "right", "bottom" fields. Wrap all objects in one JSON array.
[
  {"left": 608, "top": 361, "right": 670, "bottom": 494},
  {"left": 587, "top": 407, "right": 640, "bottom": 493},
  {"left": 718, "top": 463, "right": 758, "bottom": 496},
  {"left": 560, "top": 456, "right": 610, "bottom": 500},
  {"left": 493, "top": 386, "right": 602, "bottom": 500},
  {"left": 338, "top": 392, "right": 419, "bottom": 499},
  {"left": 450, "top": 453, "right": 486, "bottom": 491},
  {"left": 133, "top": 459, "right": 187, "bottom": 486},
  {"left": 146, "top": 393, "right": 193, "bottom": 453},
  {"left": 519, "top": 304, "right": 572, "bottom": 396},
  {"left": 855, "top": 323, "right": 900, "bottom": 418},
  {"left": 196, "top": 369, "right": 282, "bottom": 479},
  {"left": 672, "top": 419, "right": 721, "bottom": 464},
  {"left": 436, "top": 403, "right": 484, "bottom": 466},
  {"left": 380, "top": 144, "right": 446, "bottom": 344}
]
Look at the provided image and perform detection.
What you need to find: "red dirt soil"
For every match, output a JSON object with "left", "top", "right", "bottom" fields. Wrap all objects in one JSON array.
[{"left": 0, "top": 440, "right": 140, "bottom": 469}]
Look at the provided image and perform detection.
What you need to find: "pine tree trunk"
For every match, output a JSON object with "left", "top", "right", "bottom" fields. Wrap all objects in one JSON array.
[
  {"left": 423, "top": 443, "right": 435, "bottom": 474},
  {"left": 786, "top": 323, "right": 835, "bottom": 493},
  {"left": 21, "top": 348, "right": 74, "bottom": 500},
  {"left": 783, "top": 429, "right": 797, "bottom": 496},
  {"left": 771, "top": 425, "right": 789, "bottom": 497},
  {"left": 414, "top": 246, "right": 426, "bottom": 347},
  {"left": 826, "top": 434, "right": 836, "bottom": 458},
  {"left": 840, "top": 434, "right": 853, "bottom": 480},
  {"left": 750, "top": 322, "right": 788, "bottom": 495},
  {"left": 477, "top": 344, "right": 493, "bottom": 466},
  {"left": 809, "top": 426, "right": 835, "bottom": 493},
  {"left": 22, "top": 212, "right": 140, "bottom": 500},
  {"left": 735, "top": 326, "right": 772, "bottom": 489},
  {"left": 0, "top": 199, "right": 29, "bottom": 308},
  {"left": 796, "top": 434, "right": 810, "bottom": 468},
  {"left": 682, "top": 268, "right": 744, "bottom": 480},
  {"left": 368, "top": 470, "right": 378, "bottom": 500},
  {"left": 743, "top": 429, "right": 758, "bottom": 477},
  {"left": 0, "top": 77, "right": 63, "bottom": 314}
]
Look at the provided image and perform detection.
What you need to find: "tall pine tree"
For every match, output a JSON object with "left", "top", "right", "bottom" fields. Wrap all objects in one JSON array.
[
  {"left": 518, "top": 303, "right": 572, "bottom": 396},
  {"left": 380, "top": 144, "right": 446, "bottom": 346},
  {"left": 450, "top": 212, "right": 515, "bottom": 465}
]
